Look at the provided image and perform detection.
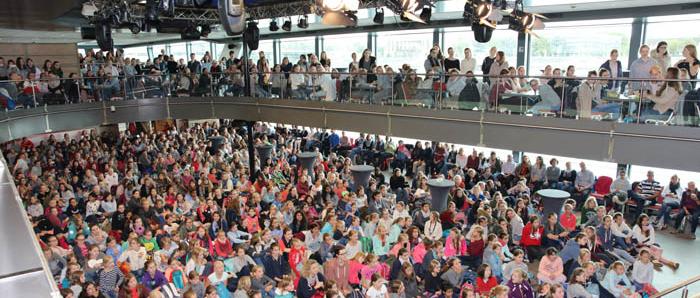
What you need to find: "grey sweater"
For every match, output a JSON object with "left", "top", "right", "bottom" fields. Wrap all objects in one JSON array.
[{"left": 566, "top": 283, "right": 593, "bottom": 298}]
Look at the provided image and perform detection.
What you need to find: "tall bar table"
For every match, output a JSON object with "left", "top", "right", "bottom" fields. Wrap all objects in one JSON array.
[
  {"left": 350, "top": 165, "right": 374, "bottom": 191},
  {"left": 536, "top": 189, "right": 570, "bottom": 217},
  {"left": 428, "top": 178, "right": 455, "bottom": 212}
]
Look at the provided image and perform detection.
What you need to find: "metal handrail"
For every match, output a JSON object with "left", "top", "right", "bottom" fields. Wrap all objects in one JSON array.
[
  {"left": 0, "top": 71, "right": 698, "bottom": 84},
  {"left": 652, "top": 274, "right": 700, "bottom": 298},
  {"left": 0, "top": 151, "right": 61, "bottom": 297}
]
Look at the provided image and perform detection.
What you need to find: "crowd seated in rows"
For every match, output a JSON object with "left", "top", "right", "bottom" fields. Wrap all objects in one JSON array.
[{"left": 4, "top": 121, "right": 697, "bottom": 298}]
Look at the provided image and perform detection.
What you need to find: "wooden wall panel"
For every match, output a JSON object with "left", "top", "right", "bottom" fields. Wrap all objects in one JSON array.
[{"left": 0, "top": 43, "right": 79, "bottom": 77}]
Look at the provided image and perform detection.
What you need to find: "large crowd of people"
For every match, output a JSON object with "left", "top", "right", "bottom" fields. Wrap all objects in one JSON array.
[
  {"left": 1, "top": 41, "right": 699, "bottom": 123},
  {"left": 4, "top": 120, "right": 698, "bottom": 298}
]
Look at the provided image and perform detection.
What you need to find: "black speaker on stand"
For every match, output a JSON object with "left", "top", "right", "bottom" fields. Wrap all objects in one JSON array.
[{"left": 95, "top": 22, "right": 114, "bottom": 51}]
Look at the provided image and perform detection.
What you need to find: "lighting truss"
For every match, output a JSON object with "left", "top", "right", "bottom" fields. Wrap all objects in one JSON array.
[{"left": 130, "top": 5, "right": 221, "bottom": 24}]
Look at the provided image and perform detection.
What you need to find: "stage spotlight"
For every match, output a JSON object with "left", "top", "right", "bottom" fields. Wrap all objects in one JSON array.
[
  {"left": 269, "top": 19, "right": 279, "bottom": 31},
  {"left": 180, "top": 25, "right": 201, "bottom": 40},
  {"left": 129, "top": 22, "right": 141, "bottom": 34},
  {"left": 373, "top": 7, "right": 384, "bottom": 24},
  {"left": 282, "top": 18, "right": 292, "bottom": 31},
  {"left": 298, "top": 15, "right": 309, "bottom": 29},
  {"left": 200, "top": 24, "right": 211, "bottom": 37},
  {"left": 420, "top": 6, "right": 432, "bottom": 23}
]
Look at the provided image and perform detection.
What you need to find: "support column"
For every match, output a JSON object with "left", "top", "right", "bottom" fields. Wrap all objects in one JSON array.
[
  {"left": 246, "top": 121, "right": 256, "bottom": 182},
  {"left": 628, "top": 17, "right": 645, "bottom": 68},
  {"left": 243, "top": 33, "right": 251, "bottom": 97}
]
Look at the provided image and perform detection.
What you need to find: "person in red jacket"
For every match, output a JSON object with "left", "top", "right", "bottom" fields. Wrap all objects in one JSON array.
[
  {"left": 521, "top": 215, "right": 545, "bottom": 262},
  {"left": 212, "top": 230, "right": 233, "bottom": 259},
  {"left": 476, "top": 263, "right": 499, "bottom": 296}
]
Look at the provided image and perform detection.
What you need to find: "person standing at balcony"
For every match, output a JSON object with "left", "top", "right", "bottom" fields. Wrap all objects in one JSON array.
[
  {"left": 444, "top": 47, "right": 460, "bottom": 74},
  {"left": 188, "top": 53, "right": 202, "bottom": 75},
  {"left": 674, "top": 44, "right": 700, "bottom": 89},
  {"left": 461, "top": 48, "right": 476, "bottom": 75},
  {"left": 651, "top": 41, "right": 671, "bottom": 76},
  {"left": 359, "top": 49, "right": 376, "bottom": 83},
  {"left": 488, "top": 51, "right": 509, "bottom": 81},
  {"left": 481, "top": 47, "right": 497, "bottom": 84},
  {"left": 629, "top": 45, "right": 658, "bottom": 93},
  {"left": 424, "top": 47, "right": 442, "bottom": 75}
]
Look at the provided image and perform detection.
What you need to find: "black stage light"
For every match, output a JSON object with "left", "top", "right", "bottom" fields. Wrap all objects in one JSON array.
[
  {"left": 129, "top": 22, "right": 141, "bottom": 34},
  {"left": 200, "top": 24, "right": 211, "bottom": 37},
  {"left": 282, "top": 18, "right": 292, "bottom": 31},
  {"left": 269, "top": 19, "right": 279, "bottom": 31},
  {"left": 373, "top": 8, "right": 384, "bottom": 24},
  {"left": 297, "top": 15, "right": 309, "bottom": 29},
  {"left": 420, "top": 6, "right": 432, "bottom": 23}
]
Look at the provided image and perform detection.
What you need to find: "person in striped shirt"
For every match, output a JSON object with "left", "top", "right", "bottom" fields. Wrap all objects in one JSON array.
[{"left": 98, "top": 255, "right": 124, "bottom": 298}]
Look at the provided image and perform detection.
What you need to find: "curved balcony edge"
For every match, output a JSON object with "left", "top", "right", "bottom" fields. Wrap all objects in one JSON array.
[{"left": 1, "top": 97, "right": 699, "bottom": 172}]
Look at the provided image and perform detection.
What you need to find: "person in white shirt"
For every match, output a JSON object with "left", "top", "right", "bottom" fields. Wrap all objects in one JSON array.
[
  {"left": 423, "top": 211, "right": 442, "bottom": 241},
  {"left": 104, "top": 167, "right": 119, "bottom": 190},
  {"left": 611, "top": 213, "right": 633, "bottom": 251},
  {"left": 366, "top": 274, "right": 389, "bottom": 298},
  {"left": 500, "top": 154, "right": 517, "bottom": 187},
  {"left": 461, "top": 48, "right": 476, "bottom": 74},
  {"left": 631, "top": 249, "right": 655, "bottom": 291}
]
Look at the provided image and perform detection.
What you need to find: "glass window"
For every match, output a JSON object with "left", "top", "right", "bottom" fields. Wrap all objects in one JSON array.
[
  {"left": 376, "top": 29, "right": 434, "bottom": 71},
  {"left": 323, "top": 33, "right": 368, "bottom": 70},
  {"left": 527, "top": 0, "right": 614, "bottom": 6},
  {"left": 250, "top": 40, "right": 275, "bottom": 66},
  {"left": 169, "top": 42, "right": 188, "bottom": 62},
  {"left": 212, "top": 43, "right": 226, "bottom": 61},
  {"left": 443, "top": 26, "right": 519, "bottom": 74},
  {"left": 122, "top": 46, "right": 150, "bottom": 62},
  {"left": 525, "top": 152, "right": 618, "bottom": 179},
  {"left": 152, "top": 44, "right": 167, "bottom": 58},
  {"left": 279, "top": 36, "right": 316, "bottom": 63},
  {"left": 629, "top": 165, "right": 700, "bottom": 187},
  {"left": 528, "top": 19, "right": 632, "bottom": 76},
  {"left": 645, "top": 15, "right": 700, "bottom": 62},
  {"left": 190, "top": 41, "right": 212, "bottom": 58}
]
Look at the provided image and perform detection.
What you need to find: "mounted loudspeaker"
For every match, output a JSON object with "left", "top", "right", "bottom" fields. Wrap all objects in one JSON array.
[{"left": 218, "top": 0, "right": 246, "bottom": 36}]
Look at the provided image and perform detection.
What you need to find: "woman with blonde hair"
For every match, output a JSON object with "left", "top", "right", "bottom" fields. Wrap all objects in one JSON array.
[
  {"left": 489, "top": 285, "right": 509, "bottom": 298},
  {"left": 297, "top": 260, "right": 325, "bottom": 298},
  {"left": 675, "top": 44, "right": 700, "bottom": 88},
  {"left": 233, "top": 276, "right": 251, "bottom": 298}
]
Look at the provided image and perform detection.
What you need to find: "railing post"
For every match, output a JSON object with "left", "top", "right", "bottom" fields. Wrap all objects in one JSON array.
[
  {"left": 391, "top": 73, "right": 394, "bottom": 107},
  {"left": 31, "top": 82, "right": 37, "bottom": 108},
  {"left": 560, "top": 78, "right": 565, "bottom": 117},
  {"left": 681, "top": 286, "right": 688, "bottom": 298},
  {"left": 637, "top": 82, "right": 644, "bottom": 124}
]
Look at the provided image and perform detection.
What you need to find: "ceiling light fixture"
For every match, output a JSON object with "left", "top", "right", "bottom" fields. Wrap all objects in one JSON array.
[{"left": 269, "top": 19, "right": 279, "bottom": 31}]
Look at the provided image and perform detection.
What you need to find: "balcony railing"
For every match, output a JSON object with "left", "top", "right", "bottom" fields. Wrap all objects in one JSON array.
[{"left": 0, "top": 71, "right": 698, "bottom": 127}]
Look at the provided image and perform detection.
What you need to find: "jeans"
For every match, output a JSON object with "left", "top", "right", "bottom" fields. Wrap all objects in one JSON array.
[
  {"left": 614, "top": 236, "right": 631, "bottom": 250},
  {"left": 659, "top": 201, "right": 681, "bottom": 224}
]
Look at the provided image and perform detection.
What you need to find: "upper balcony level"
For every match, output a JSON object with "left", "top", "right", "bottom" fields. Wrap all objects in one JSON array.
[{"left": 0, "top": 72, "right": 698, "bottom": 172}]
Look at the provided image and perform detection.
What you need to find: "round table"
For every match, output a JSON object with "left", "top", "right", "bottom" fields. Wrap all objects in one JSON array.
[
  {"left": 255, "top": 144, "right": 274, "bottom": 164},
  {"left": 536, "top": 189, "right": 571, "bottom": 217},
  {"left": 349, "top": 165, "right": 374, "bottom": 191},
  {"left": 428, "top": 178, "right": 455, "bottom": 212}
]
